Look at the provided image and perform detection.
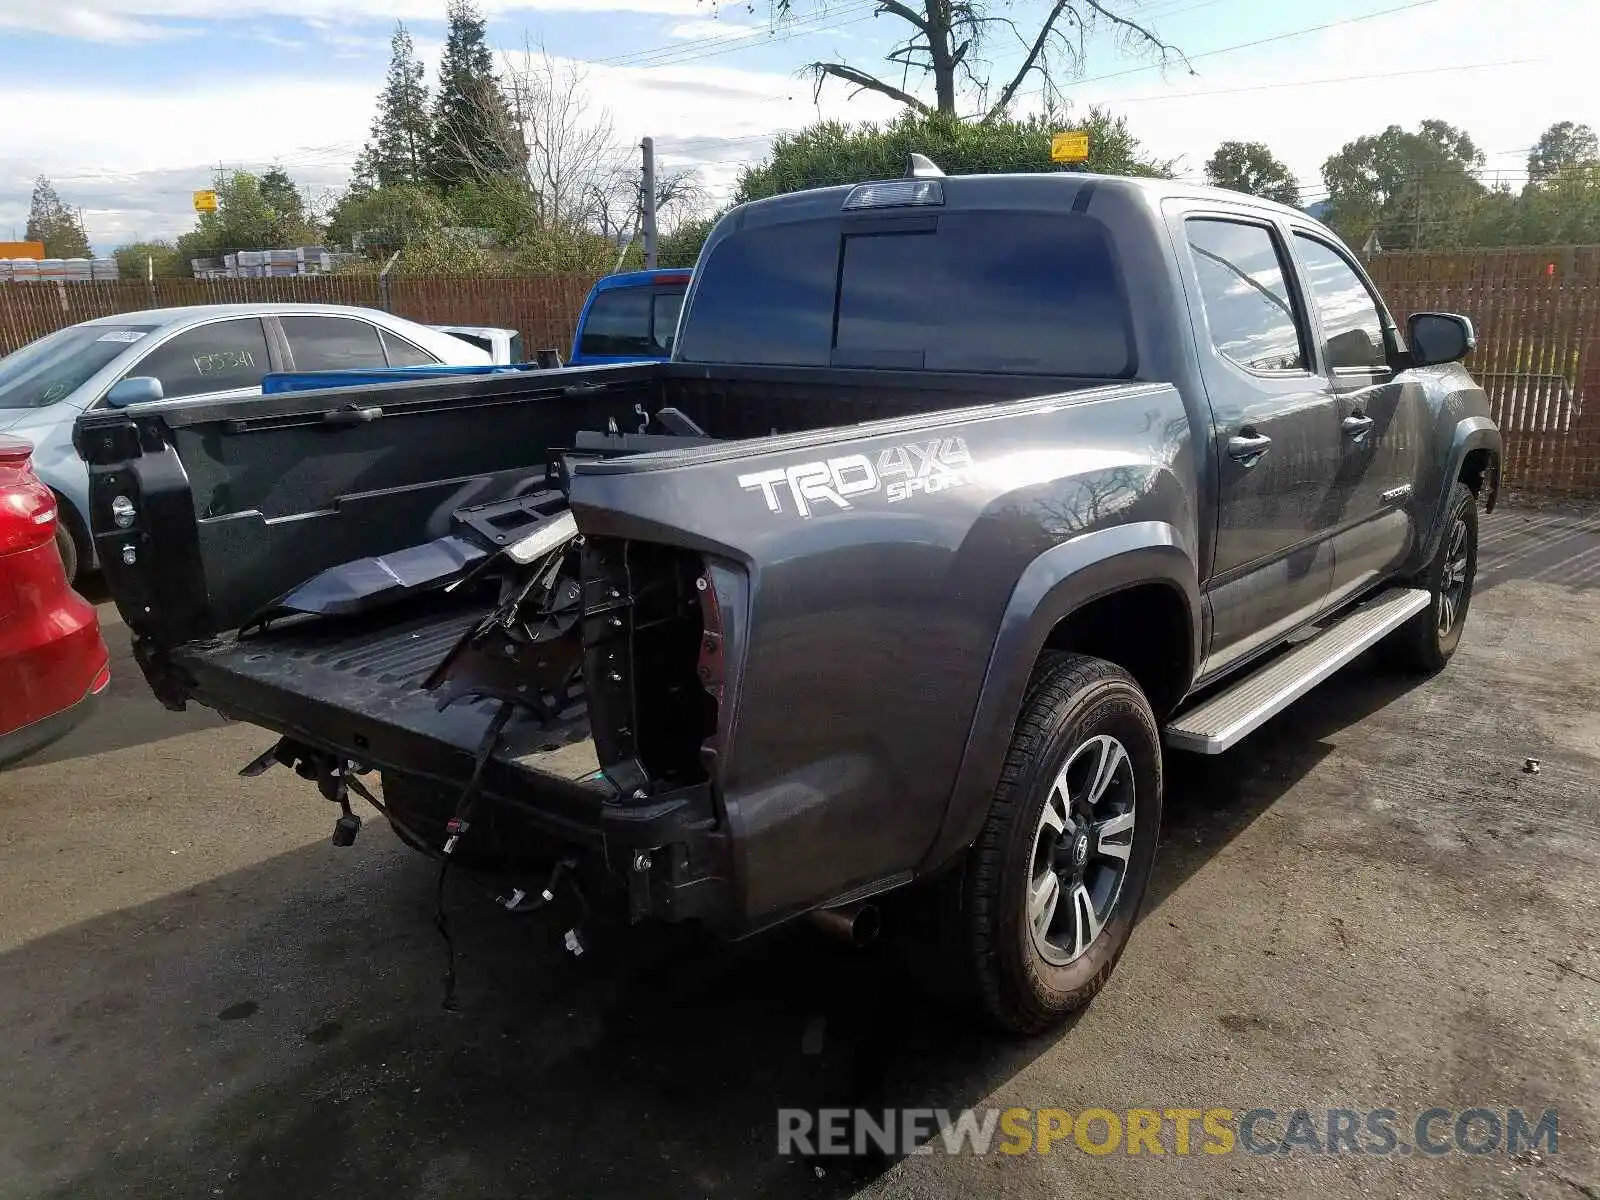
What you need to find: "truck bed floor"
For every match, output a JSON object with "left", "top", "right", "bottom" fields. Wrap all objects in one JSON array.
[{"left": 173, "top": 598, "right": 605, "bottom": 805}]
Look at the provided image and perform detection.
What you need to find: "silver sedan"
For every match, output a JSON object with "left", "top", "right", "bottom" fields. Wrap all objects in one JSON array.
[{"left": 0, "top": 303, "right": 509, "bottom": 582}]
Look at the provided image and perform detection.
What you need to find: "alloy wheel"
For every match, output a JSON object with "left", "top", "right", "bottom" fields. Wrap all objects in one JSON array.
[
  {"left": 1439, "top": 514, "right": 1470, "bottom": 636},
  {"left": 1026, "top": 733, "right": 1137, "bottom": 966}
]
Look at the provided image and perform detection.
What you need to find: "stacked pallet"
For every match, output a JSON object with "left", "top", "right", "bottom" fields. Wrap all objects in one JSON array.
[
  {"left": 0, "top": 257, "right": 119, "bottom": 282},
  {"left": 182, "top": 247, "right": 362, "bottom": 279}
]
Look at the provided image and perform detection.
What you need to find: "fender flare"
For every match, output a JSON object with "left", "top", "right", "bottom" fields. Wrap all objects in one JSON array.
[
  {"left": 1414, "top": 416, "right": 1501, "bottom": 571},
  {"left": 918, "top": 520, "right": 1201, "bottom": 872}
]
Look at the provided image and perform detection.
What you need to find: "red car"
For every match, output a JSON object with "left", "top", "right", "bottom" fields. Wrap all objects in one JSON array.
[{"left": 0, "top": 435, "right": 109, "bottom": 767}]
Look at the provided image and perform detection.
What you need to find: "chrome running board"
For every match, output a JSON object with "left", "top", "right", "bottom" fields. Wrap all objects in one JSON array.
[{"left": 1165, "top": 587, "right": 1432, "bottom": 755}]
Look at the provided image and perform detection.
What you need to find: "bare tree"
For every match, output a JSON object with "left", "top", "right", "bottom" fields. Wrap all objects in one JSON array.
[
  {"left": 589, "top": 166, "right": 708, "bottom": 243},
  {"left": 498, "top": 40, "right": 630, "bottom": 228},
  {"left": 445, "top": 38, "right": 710, "bottom": 243},
  {"left": 741, "top": 0, "right": 1186, "bottom": 121}
]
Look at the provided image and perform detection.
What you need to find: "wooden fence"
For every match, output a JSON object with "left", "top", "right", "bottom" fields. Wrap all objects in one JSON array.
[
  {"left": 1368, "top": 247, "right": 1600, "bottom": 498},
  {"left": 3, "top": 250, "right": 1599, "bottom": 497},
  {"left": 0, "top": 273, "right": 601, "bottom": 364}
]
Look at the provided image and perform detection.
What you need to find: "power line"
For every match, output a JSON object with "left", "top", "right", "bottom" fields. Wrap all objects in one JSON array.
[
  {"left": 601, "top": 0, "right": 1225, "bottom": 92},
  {"left": 596, "top": 1, "right": 878, "bottom": 69},
  {"left": 1106, "top": 57, "right": 1541, "bottom": 106}
]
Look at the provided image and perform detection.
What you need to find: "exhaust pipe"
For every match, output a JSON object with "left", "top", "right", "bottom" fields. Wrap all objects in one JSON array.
[{"left": 807, "top": 902, "right": 882, "bottom": 948}]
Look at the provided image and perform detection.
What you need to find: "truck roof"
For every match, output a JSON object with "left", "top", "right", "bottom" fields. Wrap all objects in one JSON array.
[
  {"left": 731, "top": 170, "right": 1317, "bottom": 225},
  {"left": 591, "top": 268, "right": 693, "bottom": 292}
]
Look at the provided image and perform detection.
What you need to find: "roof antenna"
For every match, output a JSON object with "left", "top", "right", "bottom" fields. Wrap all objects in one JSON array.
[{"left": 905, "top": 153, "right": 945, "bottom": 179}]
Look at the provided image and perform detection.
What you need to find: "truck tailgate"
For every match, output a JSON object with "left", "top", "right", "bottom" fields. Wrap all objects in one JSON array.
[{"left": 177, "top": 598, "right": 613, "bottom": 840}]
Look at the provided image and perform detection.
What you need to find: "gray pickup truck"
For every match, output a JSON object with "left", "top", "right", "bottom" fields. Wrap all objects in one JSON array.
[{"left": 79, "top": 161, "right": 1499, "bottom": 1032}]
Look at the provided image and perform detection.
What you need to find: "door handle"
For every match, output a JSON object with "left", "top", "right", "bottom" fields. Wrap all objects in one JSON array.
[
  {"left": 1227, "top": 432, "right": 1273, "bottom": 463},
  {"left": 321, "top": 405, "right": 383, "bottom": 427},
  {"left": 1342, "top": 413, "right": 1375, "bottom": 439}
]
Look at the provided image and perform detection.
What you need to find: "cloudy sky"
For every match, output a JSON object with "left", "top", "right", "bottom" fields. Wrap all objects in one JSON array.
[{"left": 0, "top": 0, "right": 1594, "bottom": 251}]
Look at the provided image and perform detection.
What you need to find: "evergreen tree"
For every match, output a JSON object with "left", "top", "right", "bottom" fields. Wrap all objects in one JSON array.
[
  {"left": 1526, "top": 121, "right": 1599, "bottom": 187},
  {"left": 259, "top": 166, "right": 306, "bottom": 225},
  {"left": 1321, "top": 121, "right": 1486, "bottom": 250},
  {"left": 428, "top": 0, "right": 521, "bottom": 194},
  {"left": 735, "top": 109, "right": 1173, "bottom": 204},
  {"left": 1205, "top": 141, "right": 1300, "bottom": 207},
  {"left": 358, "top": 22, "right": 432, "bottom": 190},
  {"left": 24, "top": 176, "right": 91, "bottom": 258}
]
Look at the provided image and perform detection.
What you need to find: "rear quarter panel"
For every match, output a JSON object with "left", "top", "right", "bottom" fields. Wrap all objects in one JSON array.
[{"left": 568, "top": 382, "right": 1199, "bottom": 929}]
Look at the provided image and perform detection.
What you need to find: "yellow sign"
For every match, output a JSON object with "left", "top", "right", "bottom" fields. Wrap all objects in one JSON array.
[
  {"left": 193, "top": 190, "right": 218, "bottom": 213},
  {"left": 1051, "top": 131, "right": 1090, "bottom": 163}
]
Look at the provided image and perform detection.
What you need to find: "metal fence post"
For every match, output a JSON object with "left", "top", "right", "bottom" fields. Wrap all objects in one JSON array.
[{"left": 377, "top": 251, "right": 400, "bottom": 312}]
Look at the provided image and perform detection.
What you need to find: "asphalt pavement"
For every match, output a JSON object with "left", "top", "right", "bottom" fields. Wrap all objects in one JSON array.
[{"left": 1, "top": 505, "right": 1597, "bottom": 1199}]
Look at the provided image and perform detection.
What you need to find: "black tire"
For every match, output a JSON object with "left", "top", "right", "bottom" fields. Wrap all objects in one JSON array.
[
  {"left": 1386, "top": 481, "right": 1478, "bottom": 673},
  {"left": 53, "top": 506, "right": 81, "bottom": 585},
  {"left": 955, "top": 654, "right": 1163, "bottom": 1033}
]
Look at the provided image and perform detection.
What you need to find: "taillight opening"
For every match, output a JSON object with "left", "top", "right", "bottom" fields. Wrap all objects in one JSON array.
[{"left": 0, "top": 440, "right": 56, "bottom": 555}]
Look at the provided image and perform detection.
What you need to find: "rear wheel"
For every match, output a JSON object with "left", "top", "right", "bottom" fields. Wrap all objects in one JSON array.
[
  {"left": 954, "top": 654, "right": 1162, "bottom": 1033},
  {"left": 52, "top": 502, "right": 84, "bottom": 585},
  {"left": 1386, "top": 481, "right": 1478, "bottom": 673}
]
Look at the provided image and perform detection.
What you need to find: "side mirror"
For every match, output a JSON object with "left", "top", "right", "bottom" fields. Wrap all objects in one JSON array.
[
  {"left": 106, "top": 376, "right": 164, "bottom": 408},
  {"left": 1407, "top": 312, "right": 1475, "bottom": 367}
]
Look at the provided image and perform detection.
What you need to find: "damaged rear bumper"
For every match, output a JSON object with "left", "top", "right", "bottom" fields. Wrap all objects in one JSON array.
[{"left": 153, "top": 603, "right": 732, "bottom": 926}]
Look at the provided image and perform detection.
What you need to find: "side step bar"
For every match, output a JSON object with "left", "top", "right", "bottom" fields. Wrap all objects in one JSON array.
[{"left": 1165, "top": 587, "right": 1431, "bottom": 755}]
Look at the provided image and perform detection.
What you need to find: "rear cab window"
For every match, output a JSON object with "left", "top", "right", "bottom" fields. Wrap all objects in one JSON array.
[
  {"left": 677, "top": 210, "right": 1135, "bottom": 376},
  {"left": 579, "top": 285, "right": 688, "bottom": 358}
]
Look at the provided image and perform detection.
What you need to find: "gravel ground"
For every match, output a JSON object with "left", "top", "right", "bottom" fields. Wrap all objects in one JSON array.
[{"left": 1, "top": 504, "right": 1596, "bottom": 1200}]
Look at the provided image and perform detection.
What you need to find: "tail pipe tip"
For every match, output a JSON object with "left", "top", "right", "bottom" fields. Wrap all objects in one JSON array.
[{"left": 806, "top": 902, "right": 882, "bottom": 948}]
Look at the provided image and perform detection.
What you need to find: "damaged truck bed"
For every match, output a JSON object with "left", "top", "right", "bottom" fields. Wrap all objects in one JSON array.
[{"left": 80, "top": 351, "right": 1127, "bottom": 931}]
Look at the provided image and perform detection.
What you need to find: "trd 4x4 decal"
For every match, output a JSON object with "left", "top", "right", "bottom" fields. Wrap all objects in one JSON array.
[{"left": 738, "top": 437, "right": 973, "bottom": 518}]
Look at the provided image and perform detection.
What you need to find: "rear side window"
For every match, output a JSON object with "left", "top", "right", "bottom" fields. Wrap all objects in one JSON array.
[
  {"left": 282, "top": 315, "right": 387, "bottom": 371},
  {"left": 653, "top": 290, "right": 684, "bottom": 353},
  {"left": 1293, "top": 234, "right": 1389, "bottom": 372},
  {"left": 680, "top": 213, "right": 1134, "bottom": 376},
  {"left": 381, "top": 330, "right": 439, "bottom": 367},
  {"left": 579, "top": 287, "right": 684, "bottom": 358},
  {"left": 1186, "top": 219, "right": 1306, "bottom": 373},
  {"left": 131, "top": 318, "right": 270, "bottom": 399}
]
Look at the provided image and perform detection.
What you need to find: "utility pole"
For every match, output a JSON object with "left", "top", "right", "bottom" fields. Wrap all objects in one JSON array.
[{"left": 641, "top": 136, "right": 658, "bottom": 271}]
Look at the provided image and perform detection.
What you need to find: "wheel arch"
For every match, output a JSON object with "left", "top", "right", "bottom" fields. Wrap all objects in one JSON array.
[
  {"left": 1460, "top": 444, "right": 1499, "bottom": 511},
  {"left": 1411, "top": 416, "right": 1500, "bottom": 576},
  {"left": 918, "top": 521, "right": 1200, "bottom": 874}
]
